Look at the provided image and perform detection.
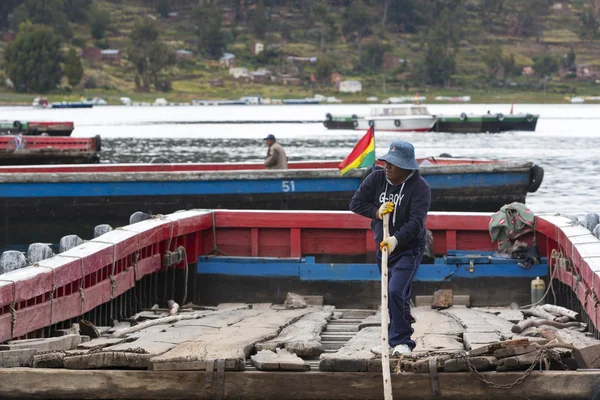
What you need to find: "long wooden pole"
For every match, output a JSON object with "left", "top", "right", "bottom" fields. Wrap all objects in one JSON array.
[{"left": 381, "top": 214, "right": 393, "bottom": 400}]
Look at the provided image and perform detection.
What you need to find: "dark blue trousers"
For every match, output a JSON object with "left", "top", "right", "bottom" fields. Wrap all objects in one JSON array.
[{"left": 376, "top": 245, "right": 424, "bottom": 349}]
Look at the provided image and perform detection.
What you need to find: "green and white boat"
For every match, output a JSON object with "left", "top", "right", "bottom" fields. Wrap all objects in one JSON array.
[{"left": 433, "top": 112, "right": 539, "bottom": 133}]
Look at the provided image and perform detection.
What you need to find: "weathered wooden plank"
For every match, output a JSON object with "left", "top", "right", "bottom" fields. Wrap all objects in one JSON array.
[
  {"left": 0, "top": 349, "right": 36, "bottom": 368},
  {"left": 64, "top": 351, "right": 151, "bottom": 369},
  {"left": 150, "top": 308, "right": 314, "bottom": 371},
  {"left": 476, "top": 308, "right": 524, "bottom": 324},
  {"left": 1, "top": 369, "right": 599, "bottom": 400},
  {"left": 468, "top": 338, "right": 531, "bottom": 356},
  {"left": 493, "top": 344, "right": 540, "bottom": 359},
  {"left": 32, "top": 352, "right": 65, "bottom": 368},
  {"left": 442, "top": 356, "right": 497, "bottom": 372},
  {"left": 319, "top": 327, "right": 378, "bottom": 372},
  {"left": 463, "top": 332, "right": 503, "bottom": 351},
  {"left": 255, "top": 310, "right": 332, "bottom": 357},
  {"left": 358, "top": 314, "right": 380, "bottom": 331},
  {"left": 65, "top": 309, "right": 267, "bottom": 370},
  {"left": 496, "top": 351, "right": 540, "bottom": 372},
  {"left": 1, "top": 335, "right": 81, "bottom": 352},
  {"left": 77, "top": 338, "right": 127, "bottom": 350},
  {"left": 412, "top": 307, "right": 464, "bottom": 354},
  {"left": 250, "top": 349, "right": 309, "bottom": 371},
  {"left": 555, "top": 329, "right": 600, "bottom": 349},
  {"left": 555, "top": 328, "right": 600, "bottom": 368},
  {"left": 442, "top": 306, "right": 514, "bottom": 338},
  {"left": 573, "top": 344, "right": 600, "bottom": 369}
]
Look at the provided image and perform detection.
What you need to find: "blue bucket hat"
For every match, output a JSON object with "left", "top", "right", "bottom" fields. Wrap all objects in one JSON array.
[
  {"left": 378, "top": 140, "right": 420, "bottom": 170},
  {"left": 264, "top": 134, "right": 276, "bottom": 140}
]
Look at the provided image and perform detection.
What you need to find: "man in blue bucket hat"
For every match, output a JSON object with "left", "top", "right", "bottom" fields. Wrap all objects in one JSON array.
[{"left": 350, "top": 140, "right": 431, "bottom": 357}]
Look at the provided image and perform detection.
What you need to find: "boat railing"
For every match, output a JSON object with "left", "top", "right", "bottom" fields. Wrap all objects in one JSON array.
[{"left": 0, "top": 210, "right": 598, "bottom": 343}]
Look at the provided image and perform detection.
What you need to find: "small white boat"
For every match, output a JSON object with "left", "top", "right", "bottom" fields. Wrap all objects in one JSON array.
[{"left": 355, "top": 104, "right": 437, "bottom": 132}]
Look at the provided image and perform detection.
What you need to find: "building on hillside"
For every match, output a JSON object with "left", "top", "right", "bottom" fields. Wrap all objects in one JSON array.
[
  {"left": 331, "top": 72, "right": 343, "bottom": 87},
  {"left": 220, "top": 53, "right": 236, "bottom": 67},
  {"left": 522, "top": 66, "right": 534, "bottom": 76},
  {"left": 100, "top": 49, "right": 121, "bottom": 64},
  {"left": 209, "top": 78, "right": 224, "bottom": 87},
  {"left": 1, "top": 31, "right": 15, "bottom": 43},
  {"left": 82, "top": 47, "right": 102, "bottom": 62},
  {"left": 229, "top": 67, "right": 249, "bottom": 79},
  {"left": 251, "top": 69, "right": 272, "bottom": 84},
  {"left": 222, "top": 7, "right": 236, "bottom": 25},
  {"left": 576, "top": 64, "right": 599, "bottom": 78},
  {"left": 339, "top": 80, "right": 362, "bottom": 93},
  {"left": 176, "top": 50, "right": 194, "bottom": 60},
  {"left": 249, "top": 42, "right": 264, "bottom": 56},
  {"left": 383, "top": 54, "right": 410, "bottom": 71},
  {"left": 287, "top": 56, "right": 317, "bottom": 63},
  {"left": 274, "top": 75, "right": 302, "bottom": 86}
]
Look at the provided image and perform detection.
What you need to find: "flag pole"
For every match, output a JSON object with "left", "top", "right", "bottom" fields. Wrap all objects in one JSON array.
[{"left": 372, "top": 124, "right": 377, "bottom": 168}]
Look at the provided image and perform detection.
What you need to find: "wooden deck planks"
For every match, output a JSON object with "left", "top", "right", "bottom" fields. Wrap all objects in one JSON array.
[
  {"left": 442, "top": 306, "right": 514, "bottom": 350},
  {"left": 255, "top": 310, "right": 333, "bottom": 357},
  {"left": 319, "top": 327, "right": 378, "bottom": 372},
  {"left": 412, "top": 307, "right": 465, "bottom": 354},
  {"left": 250, "top": 349, "right": 309, "bottom": 371},
  {"left": 150, "top": 308, "right": 316, "bottom": 371},
  {"left": 63, "top": 308, "right": 266, "bottom": 369}
]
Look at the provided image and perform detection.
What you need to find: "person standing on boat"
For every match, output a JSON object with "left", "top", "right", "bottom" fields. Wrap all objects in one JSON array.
[
  {"left": 349, "top": 140, "right": 431, "bottom": 357},
  {"left": 264, "top": 134, "right": 288, "bottom": 169}
]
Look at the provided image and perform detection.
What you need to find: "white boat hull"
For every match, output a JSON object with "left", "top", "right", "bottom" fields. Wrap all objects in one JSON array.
[{"left": 356, "top": 116, "right": 436, "bottom": 132}]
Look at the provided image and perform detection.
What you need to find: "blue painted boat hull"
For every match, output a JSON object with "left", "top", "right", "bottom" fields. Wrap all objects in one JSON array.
[{"left": 0, "top": 169, "right": 531, "bottom": 247}]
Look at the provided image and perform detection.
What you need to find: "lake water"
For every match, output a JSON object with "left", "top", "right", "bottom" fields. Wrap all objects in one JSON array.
[{"left": 1, "top": 103, "right": 599, "bottom": 214}]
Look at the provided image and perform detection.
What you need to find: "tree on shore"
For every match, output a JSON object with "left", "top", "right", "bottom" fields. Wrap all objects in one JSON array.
[
  {"left": 156, "top": 0, "right": 170, "bottom": 18},
  {"left": 254, "top": 0, "right": 267, "bottom": 40},
  {"left": 4, "top": 24, "right": 63, "bottom": 93},
  {"left": 89, "top": 6, "right": 111, "bottom": 39},
  {"left": 422, "top": 4, "right": 462, "bottom": 86},
  {"left": 579, "top": 10, "right": 599, "bottom": 42},
  {"left": 64, "top": 48, "right": 84, "bottom": 86},
  {"left": 128, "top": 18, "right": 175, "bottom": 92},
  {"left": 0, "top": 0, "right": 23, "bottom": 31},
  {"left": 11, "top": 0, "right": 72, "bottom": 40},
  {"left": 192, "top": 1, "right": 225, "bottom": 59},
  {"left": 63, "top": 0, "right": 92, "bottom": 23},
  {"left": 315, "top": 56, "right": 336, "bottom": 84}
]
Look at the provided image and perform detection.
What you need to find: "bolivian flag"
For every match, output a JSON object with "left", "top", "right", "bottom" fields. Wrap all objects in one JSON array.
[{"left": 338, "top": 127, "right": 376, "bottom": 176}]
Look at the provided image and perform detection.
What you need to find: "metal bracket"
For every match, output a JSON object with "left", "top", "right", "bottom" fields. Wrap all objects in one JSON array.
[
  {"left": 216, "top": 359, "right": 226, "bottom": 400},
  {"left": 162, "top": 250, "right": 184, "bottom": 267},
  {"left": 204, "top": 359, "right": 215, "bottom": 389},
  {"left": 429, "top": 357, "right": 441, "bottom": 396}
]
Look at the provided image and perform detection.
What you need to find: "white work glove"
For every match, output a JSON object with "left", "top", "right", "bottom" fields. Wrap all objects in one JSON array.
[
  {"left": 377, "top": 202, "right": 394, "bottom": 219},
  {"left": 380, "top": 236, "right": 398, "bottom": 253}
]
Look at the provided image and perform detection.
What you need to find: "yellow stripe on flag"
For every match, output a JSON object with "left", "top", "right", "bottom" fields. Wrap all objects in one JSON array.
[{"left": 338, "top": 127, "right": 376, "bottom": 176}]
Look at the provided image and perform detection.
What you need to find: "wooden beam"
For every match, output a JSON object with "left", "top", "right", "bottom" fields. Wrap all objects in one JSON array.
[
  {"left": 290, "top": 229, "right": 301, "bottom": 258},
  {"left": 251, "top": 228, "right": 259, "bottom": 257},
  {"left": 446, "top": 230, "right": 457, "bottom": 252},
  {"left": 0, "top": 369, "right": 598, "bottom": 400}
]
